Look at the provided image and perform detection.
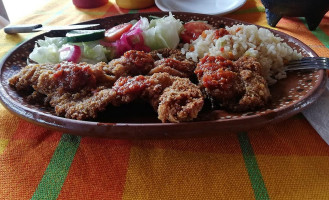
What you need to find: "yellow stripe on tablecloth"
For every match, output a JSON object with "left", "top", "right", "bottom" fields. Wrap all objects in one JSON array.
[
  {"left": 123, "top": 147, "right": 254, "bottom": 200},
  {"left": 39, "top": 3, "right": 113, "bottom": 26},
  {"left": 224, "top": 0, "right": 270, "bottom": 28},
  {"left": 0, "top": 139, "right": 9, "bottom": 154},
  {"left": 0, "top": 106, "right": 19, "bottom": 139},
  {"left": 0, "top": 0, "right": 72, "bottom": 53},
  {"left": 0, "top": 33, "right": 26, "bottom": 47},
  {"left": 256, "top": 156, "right": 329, "bottom": 199}
]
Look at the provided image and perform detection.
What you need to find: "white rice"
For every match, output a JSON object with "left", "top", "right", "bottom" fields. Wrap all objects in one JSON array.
[{"left": 181, "top": 24, "right": 302, "bottom": 84}]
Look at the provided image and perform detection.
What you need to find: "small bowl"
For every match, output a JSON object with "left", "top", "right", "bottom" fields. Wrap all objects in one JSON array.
[{"left": 261, "top": 0, "right": 329, "bottom": 30}]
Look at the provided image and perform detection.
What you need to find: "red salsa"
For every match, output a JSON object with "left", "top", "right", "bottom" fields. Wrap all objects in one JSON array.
[
  {"left": 195, "top": 55, "right": 237, "bottom": 90},
  {"left": 112, "top": 75, "right": 152, "bottom": 96},
  {"left": 53, "top": 63, "right": 96, "bottom": 92}
]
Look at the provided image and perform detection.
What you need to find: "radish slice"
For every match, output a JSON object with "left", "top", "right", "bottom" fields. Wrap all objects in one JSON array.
[
  {"left": 101, "top": 19, "right": 151, "bottom": 57},
  {"left": 59, "top": 45, "right": 82, "bottom": 63}
]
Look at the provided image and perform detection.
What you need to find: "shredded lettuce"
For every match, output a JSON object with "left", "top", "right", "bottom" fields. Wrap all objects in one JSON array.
[
  {"left": 29, "top": 37, "right": 67, "bottom": 64},
  {"left": 36, "top": 36, "right": 67, "bottom": 48},
  {"left": 142, "top": 13, "right": 183, "bottom": 50},
  {"left": 73, "top": 41, "right": 111, "bottom": 64},
  {"left": 29, "top": 37, "right": 110, "bottom": 64}
]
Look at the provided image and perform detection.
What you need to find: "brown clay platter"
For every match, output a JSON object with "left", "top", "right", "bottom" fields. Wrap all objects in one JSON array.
[{"left": 0, "top": 12, "right": 327, "bottom": 138}]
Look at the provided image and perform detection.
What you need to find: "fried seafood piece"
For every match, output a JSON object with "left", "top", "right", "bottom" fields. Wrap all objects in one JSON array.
[
  {"left": 105, "top": 50, "right": 155, "bottom": 78},
  {"left": 195, "top": 55, "right": 271, "bottom": 111},
  {"left": 111, "top": 73, "right": 204, "bottom": 122},
  {"left": 232, "top": 69, "right": 270, "bottom": 111},
  {"left": 148, "top": 58, "right": 196, "bottom": 78},
  {"left": 50, "top": 86, "right": 115, "bottom": 119},
  {"left": 10, "top": 63, "right": 204, "bottom": 122},
  {"left": 106, "top": 49, "right": 196, "bottom": 78},
  {"left": 9, "top": 62, "right": 116, "bottom": 103},
  {"left": 156, "top": 76, "right": 204, "bottom": 123},
  {"left": 148, "top": 48, "right": 196, "bottom": 78},
  {"left": 150, "top": 48, "right": 188, "bottom": 61},
  {"left": 52, "top": 73, "right": 203, "bottom": 122},
  {"left": 55, "top": 73, "right": 174, "bottom": 120},
  {"left": 9, "top": 63, "right": 57, "bottom": 93},
  {"left": 234, "top": 55, "right": 263, "bottom": 75},
  {"left": 231, "top": 56, "right": 271, "bottom": 111}
]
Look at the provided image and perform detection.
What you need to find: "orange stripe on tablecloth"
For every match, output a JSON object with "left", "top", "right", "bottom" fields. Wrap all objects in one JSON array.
[
  {"left": 122, "top": 147, "right": 254, "bottom": 199},
  {"left": 224, "top": 0, "right": 267, "bottom": 26},
  {"left": 0, "top": 133, "right": 61, "bottom": 199},
  {"left": 273, "top": 17, "right": 329, "bottom": 56},
  {"left": 277, "top": 17, "right": 322, "bottom": 42},
  {"left": 102, "top": 3, "right": 130, "bottom": 18},
  {"left": 256, "top": 156, "right": 329, "bottom": 199},
  {"left": 133, "top": 132, "right": 242, "bottom": 154},
  {"left": 317, "top": 14, "right": 329, "bottom": 43},
  {"left": 225, "top": 12, "right": 270, "bottom": 28},
  {"left": 57, "top": 137, "right": 132, "bottom": 200},
  {"left": 227, "top": 0, "right": 265, "bottom": 15},
  {"left": 319, "top": 13, "right": 329, "bottom": 37},
  {"left": 248, "top": 117, "right": 329, "bottom": 156},
  {"left": 12, "top": 120, "right": 62, "bottom": 141}
]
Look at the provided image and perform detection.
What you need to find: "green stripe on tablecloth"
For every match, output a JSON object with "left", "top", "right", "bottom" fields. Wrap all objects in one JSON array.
[
  {"left": 31, "top": 134, "right": 81, "bottom": 200},
  {"left": 238, "top": 132, "right": 270, "bottom": 200},
  {"left": 300, "top": 18, "right": 329, "bottom": 49},
  {"left": 73, "top": 10, "right": 107, "bottom": 16},
  {"left": 128, "top": 10, "right": 138, "bottom": 14}
]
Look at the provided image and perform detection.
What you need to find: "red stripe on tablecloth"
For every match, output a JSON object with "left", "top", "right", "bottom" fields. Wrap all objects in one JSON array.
[
  {"left": 56, "top": 137, "right": 132, "bottom": 200},
  {"left": 12, "top": 120, "right": 62, "bottom": 141},
  {"left": 248, "top": 117, "right": 329, "bottom": 156},
  {"left": 138, "top": 6, "right": 161, "bottom": 13}
]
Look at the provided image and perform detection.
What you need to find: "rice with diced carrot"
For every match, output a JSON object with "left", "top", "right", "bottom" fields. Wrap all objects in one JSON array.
[{"left": 181, "top": 24, "right": 302, "bottom": 84}]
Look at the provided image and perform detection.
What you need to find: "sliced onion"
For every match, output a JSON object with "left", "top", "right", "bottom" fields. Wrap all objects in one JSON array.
[
  {"left": 59, "top": 45, "right": 81, "bottom": 63},
  {"left": 101, "top": 19, "right": 151, "bottom": 57}
]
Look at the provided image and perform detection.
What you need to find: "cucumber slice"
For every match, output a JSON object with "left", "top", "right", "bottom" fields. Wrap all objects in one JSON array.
[{"left": 66, "top": 29, "right": 105, "bottom": 43}]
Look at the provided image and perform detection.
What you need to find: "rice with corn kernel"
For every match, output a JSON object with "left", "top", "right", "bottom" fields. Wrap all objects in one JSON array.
[{"left": 181, "top": 24, "right": 302, "bottom": 84}]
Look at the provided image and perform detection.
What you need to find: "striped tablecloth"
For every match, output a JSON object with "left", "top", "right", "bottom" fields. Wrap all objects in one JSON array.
[{"left": 1, "top": 0, "right": 329, "bottom": 199}]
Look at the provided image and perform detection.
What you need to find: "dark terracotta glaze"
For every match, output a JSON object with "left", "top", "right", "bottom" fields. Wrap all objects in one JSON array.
[{"left": 0, "top": 12, "right": 327, "bottom": 138}]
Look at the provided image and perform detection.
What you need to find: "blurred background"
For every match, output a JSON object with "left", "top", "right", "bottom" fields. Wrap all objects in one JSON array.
[{"left": 1, "top": 0, "right": 48, "bottom": 22}]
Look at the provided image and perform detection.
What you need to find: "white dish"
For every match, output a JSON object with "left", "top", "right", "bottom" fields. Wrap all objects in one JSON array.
[{"left": 155, "top": 0, "right": 246, "bottom": 15}]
